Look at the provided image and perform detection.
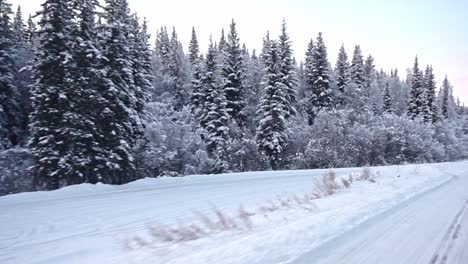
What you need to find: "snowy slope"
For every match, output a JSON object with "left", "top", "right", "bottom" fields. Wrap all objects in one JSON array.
[{"left": 0, "top": 161, "right": 467, "bottom": 264}]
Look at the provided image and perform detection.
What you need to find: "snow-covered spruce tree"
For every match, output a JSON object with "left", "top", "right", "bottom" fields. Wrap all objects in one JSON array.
[
  {"left": 0, "top": 0, "right": 22, "bottom": 149},
  {"left": 277, "top": 19, "right": 297, "bottom": 117},
  {"left": 25, "top": 14, "right": 36, "bottom": 44},
  {"left": 260, "top": 31, "right": 270, "bottom": 63},
  {"left": 347, "top": 45, "right": 366, "bottom": 110},
  {"left": 199, "top": 38, "right": 230, "bottom": 173},
  {"left": 100, "top": 0, "right": 146, "bottom": 184},
  {"left": 188, "top": 26, "right": 199, "bottom": 65},
  {"left": 423, "top": 65, "right": 438, "bottom": 123},
  {"left": 350, "top": 45, "right": 365, "bottom": 89},
  {"left": 169, "top": 27, "right": 190, "bottom": 110},
  {"left": 189, "top": 27, "right": 204, "bottom": 118},
  {"left": 256, "top": 40, "right": 289, "bottom": 170},
  {"left": 12, "top": 6, "right": 26, "bottom": 43},
  {"left": 130, "top": 17, "right": 152, "bottom": 119},
  {"left": 407, "top": 56, "right": 425, "bottom": 120},
  {"left": 222, "top": 19, "right": 246, "bottom": 127},
  {"left": 310, "top": 32, "right": 333, "bottom": 122},
  {"left": 55, "top": 0, "right": 114, "bottom": 184},
  {"left": 335, "top": 44, "right": 349, "bottom": 108},
  {"left": 155, "top": 26, "right": 171, "bottom": 73},
  {"left": 12, "top": 5, "right": 35, "bottom": 142},
  {"left": 303, "top": 38, "right": 315, "bottom": 124},
  {"left": 382, "top": 82, "right": 394, "bottom": 114},
  {"left": 243, "top": 49, "right": 264, "bottom": 132},
  {"left": 29, "top": 0, "right": 78, "bottom": 189},
  {"left": 363, "top": 54, "right": 375, "bottom": 100},
  {"left": 441, "top": 75, "right": 451, "bottom": 119},
  {"left": 218, "top": 28, "right": 226, "bottom": 54}
]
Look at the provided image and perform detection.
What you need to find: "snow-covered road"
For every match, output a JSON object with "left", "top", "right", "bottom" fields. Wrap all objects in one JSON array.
[
  {"left": 293, "top": 172, "right": 468, "bottom": 264},
  {"left": 0, "top": 161, "right": 467, "bottom": 264}
]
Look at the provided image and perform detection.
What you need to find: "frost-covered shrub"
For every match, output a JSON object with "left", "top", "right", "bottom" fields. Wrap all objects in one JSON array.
[
  {"left": 300, "top": 110, "right": 453, "bottom": 169},
  {"left": 136, "top": 102, "right": 206, "bottom": 177},
  {"left": 0, "top": 148, "right": 35, "bottom": 196}
]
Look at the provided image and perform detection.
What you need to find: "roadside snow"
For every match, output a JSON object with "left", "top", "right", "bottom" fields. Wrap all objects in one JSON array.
[{"left": 0, "top": 161, "right": 466, "bottom": 264}]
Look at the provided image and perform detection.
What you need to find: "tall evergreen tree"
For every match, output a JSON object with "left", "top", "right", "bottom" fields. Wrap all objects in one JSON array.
[
  {"left": 155, "top": 26, "right": 170, "bottom": 72},
  {"left": 441, "top": 75, "right": 451, "bottom": 119},
  {"left": 260, "top": 30, "right": 270, "bottom": 63},
  {"left": 423, "top": 65, "right": 437, "bottom": 123},
  {"left": 188, "top": 26, "right": 199, "bottom": 65},
  {"left": 25, "top": 14, "right": 36, "bottom": 44},
  {"left": 62, "top": 0, "right": 110, "bottom": 184},
  {"left": 29, "top": 0, "right": 77, "bottom": 189},
  {"left": 363, "top": 54, "right": 375, "bottom": 100},
  {"left": 335, "top": 44, "right": 349, "bottom": 107},
  {"left": 12, "top": 5, "right": 26, "bottom": 42},
  {"left": 306, "top": 33, "right": 332, "bottom": 124},
  {"left": 382, "top": 82, "right": 393, "bottom": 114},
  {"left": 221, "top": 19, "right": 246, "bottom": 127},
  {"left": 350, "top": 45, "right": 365, "bottom": 88},
  {"left": 189, "top": 27, "right": 203, "bottom": 115},
  {"left": 256, "top": 40, "right": 288, "bottom": 170},
  {"left": 348, "top": 45, "right": 366, "bottom": 110},
  {"left": 0, "top": 0, "right": 22, "bottom": 149},
  {"left": 169, "top": 27, "right": 189, "bottom": 110},
  {"left": 303, "top": 38, "right": 315, "bottom": 124},
  {"left": 311, "top": 33, "right": 333, "bottom": 109},
  {"left": 277, "top": 19, "right": 297, "bottom": 117},
  {"left": 407, "top": 56, "right": 424, "bottom": 119},
  {"left": 218, "top": 28, "right": 226, "bottom": 53},
  {"left": 200, "top": 38, "right": 230, "bottom": 173},
  {"left": 100, "top": 0, "right": 146, "bottom": 184},
  {"left": 130, "top": 17, "right": 152, "bottom": 116}
]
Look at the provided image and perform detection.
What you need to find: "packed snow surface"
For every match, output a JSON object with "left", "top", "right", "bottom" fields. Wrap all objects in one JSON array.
[{"left": 1, "top": 161, "right": 467, "bottom": 264}]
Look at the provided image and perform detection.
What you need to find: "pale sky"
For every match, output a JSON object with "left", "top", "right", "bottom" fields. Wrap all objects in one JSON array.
[{"left": 11, "top": 0, "right": 468, "bottom": 104}]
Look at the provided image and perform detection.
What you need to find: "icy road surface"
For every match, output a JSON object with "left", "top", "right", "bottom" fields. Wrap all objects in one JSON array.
[
  {"left": 293, "top": 171, "right": 468, "bottom": 264},
  {"left": 0, "top": 161, "right": 467, "bottom": 264}
]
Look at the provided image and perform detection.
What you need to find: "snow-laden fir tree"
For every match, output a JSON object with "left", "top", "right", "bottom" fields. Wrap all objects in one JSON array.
[
  {"left": 363, "top": 54, "right": 375, "bottom": 99},
  {"left": 382, "top": 82, "right": 394, "bottom": 114},
  {"left": 303, "top": 38, "right": 315, "bottom": 124},
  {"left": 222, "top": 19, "right": 246, "bottom": 127},
  {"left": 423, "top": 65, "right": 437, "bottom": 123},
  {"left": 335, "top": 44, "right": 349, "bottom": 108},
  {"left": 423, "top": 65, "right": 438, "bottom": 123},
  {"left": 244, "top": 49, "right": 264, "bottom": 131},
  {"left": 256, "top": 40, "right": 289, "bottom": 170},
  {"left": 155, "top": 26, "right": 171, "bottom": 72},
  {"left": 169, "top": 27, "right": 189, "bottom": 110},
  {"left": 407, "top": 56, "right": 425, "bottom": 119},
  {"left": 188, "top": 26, "right": 199, "bottom": 65},
  {"left": 29, "top": 0, "right": 77, "bottom": 189},
  {"left": 200, "top": 38, "right": 230, "bottom": 173},
  {"left": 277, "top": 19, "right": 297, "bottom": 117},
  {"left": 0, "top": 0, "right": 22, "bottom": 149},
  {"left": 12, "top": 5, "right": 35, "bottom": 143},
  {"left": 56, "top": 0, "right": 111, "bottom": 184},
  {"left": 25, "top": 14, "right": 36, "bottom": 44},
  {"left": 441, "top": 75, "right": 451, "bottom": 119},
  {"left": 218, "top": 28, "right": 226, "bottom": 54},
  {"left": 100, "top": 0, "right": 146, "bottom": 184},
  {"left": 12, "top": 6, "right": 26, "bottom": 43},
  {"left": 310, "top": 32, "right": 333, "bottom": 121},
  {"left": 260, "top": 30, "right": 270, "bottom": 63},
  {"left": 350, "top": 45, "right": 365, "bottom": 88},
  {"left": 348, "top": 45, "right": 366, "bottom": 110},
  {"left": 130, "top": 17, "right": 152, "bottom": 116},
  {"left": 189, "top": 27, "right": 204, "bottom": 118}
]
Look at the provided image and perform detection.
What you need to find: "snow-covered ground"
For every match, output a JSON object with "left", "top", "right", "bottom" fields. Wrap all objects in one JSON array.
[{"left": 0, "top": 161, "right": 467, "bottom": 264}]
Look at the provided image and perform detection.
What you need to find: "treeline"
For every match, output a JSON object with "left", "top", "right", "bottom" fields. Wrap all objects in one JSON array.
[{"left": 0, "top": 0, "right": 467, "bottom": 194}]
